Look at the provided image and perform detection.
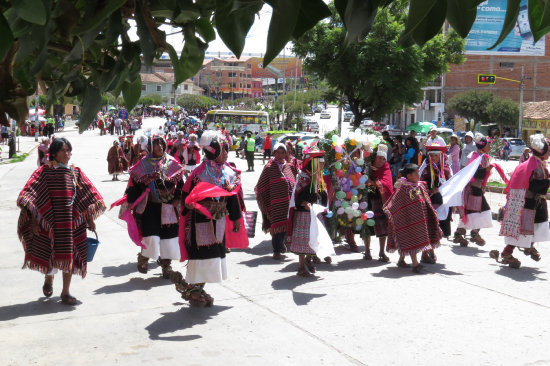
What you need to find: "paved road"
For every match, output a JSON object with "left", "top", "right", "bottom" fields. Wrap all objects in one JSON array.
[{"left": 1, "top": 119, "right": 550, "bottom": 366}]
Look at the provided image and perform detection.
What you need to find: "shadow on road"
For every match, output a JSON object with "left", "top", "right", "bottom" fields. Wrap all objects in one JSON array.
[
  {"left": 493, "top": 265, "right": 547, "bottom": 282},
  {"left": 317, "top": 259, "right": 388, "bottom": 272},
  {"left": 423, "top": 263, "right": 463, "bottom": 276},
  {"left": 238, "top": 256, "right": 291, "bottom": 268},
  {"left": 371, "top": 266, "right": 425, "bottom": 279},
  {"left": 450, "top": 245, "right": 487, "bottom": 258},
  {"left": 145, "top": 305, "right": 232, "bottom": 341},
  {"left": 242, "top": 240, "right": 272, "bottom": 256},
  {"left": 101, "top": 262, "right": 156, "bottom": 277},
  {"left": 94, "top": 277, "right": 171, "bottom": 294},
  {"left": 0, "top": 298, "right": 76, "bottom": 321},
  {"left": 271, "top": 276, "right": 325, "bottom": 306}
]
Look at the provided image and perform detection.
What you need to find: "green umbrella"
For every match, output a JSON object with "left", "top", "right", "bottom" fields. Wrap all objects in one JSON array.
[{"left": 406, "top": 121, "right": 435, "bottom": 133}]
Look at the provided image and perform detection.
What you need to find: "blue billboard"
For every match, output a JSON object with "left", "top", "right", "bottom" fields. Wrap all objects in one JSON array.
[{"left": 465, "top": 0, "right": 545, "bottom": 55}]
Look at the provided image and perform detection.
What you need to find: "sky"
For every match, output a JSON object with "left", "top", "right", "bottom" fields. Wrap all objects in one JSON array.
[{"left": 130, "top": 5, "right": 283, "bottom": 56}]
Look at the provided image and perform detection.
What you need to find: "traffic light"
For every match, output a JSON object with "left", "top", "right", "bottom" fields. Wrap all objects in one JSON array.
[{"left": 478, "top": 74, "right": 496, "bottom": 84}]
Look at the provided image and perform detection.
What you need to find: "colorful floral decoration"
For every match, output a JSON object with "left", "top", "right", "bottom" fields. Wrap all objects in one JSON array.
[{"left": 318, "top": 129, "right": 383, "bottom": 240}]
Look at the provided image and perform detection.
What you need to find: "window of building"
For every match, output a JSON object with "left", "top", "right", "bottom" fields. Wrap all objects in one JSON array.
[
  {"left": 184, "top": 84, "right": 188, "bottom": 90},
  {"left": 156, "top": 85, "right": 162, "bottom": 92},
  {"left": 247, "top": 84, "right": 251, "bottom": 89},
  {"left": 239, "top": 73, "right": 242, "bottom": 77},
  {"left": 240, "top": 83, "right": 242, "bottom": 88},
  {"left": 247, "top": 74, "right": 251, "bottom": 78},
  {"left": 170, "top": 98, "right": 175, "bottom": 104},
  {"left": 141, "top": 85, "right": 146, "bottom": 91},
  {"left": 247, "top": 64, "right": 251, "bottom": 69}
]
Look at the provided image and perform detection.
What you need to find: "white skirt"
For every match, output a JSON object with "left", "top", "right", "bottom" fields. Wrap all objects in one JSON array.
[
  {"left": 504, "top": 222, "right": 550, "bottom": 248},
  {"left": 457, "top": 210, "right": 493, "bottom": 230},
  {"left": 186, "top": 258, "right": 227, "bottom": 284}
]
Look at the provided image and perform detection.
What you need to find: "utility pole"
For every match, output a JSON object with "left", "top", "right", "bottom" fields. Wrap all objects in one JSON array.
[
  {"left": 34, "top": 93, "right": 39, "bottom": 142},
  {"left": 282, "top": 47, "right": 286, "bottom": 127},
  {"left": 519, "top": 65, "right": 524, "bottom": 138}
]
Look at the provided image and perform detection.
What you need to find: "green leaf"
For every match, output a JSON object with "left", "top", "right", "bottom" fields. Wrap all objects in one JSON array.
[
  {"left": 80, "top": 84, "right": 102, "bottom": 132},
  {"left": 0, "top": 12, "right": 14, "bottom": 60},
  {"left": 292, "top": 0, "right": 331, "bottom": 40},
  {"left": 135, "top": 1, "right": 157, "bottom": 67},
  {"left": 401, "top": 0, "right": 439, "bottom": 40},
  {"left": 488, "top": 0, "right": 521, "bottom": 49},
  {"left": 73, "top": 0, "right": 126, "bottom": 34},
  {"left": 196, "top": 17, "right": 216, "bottom": 43},
  {"left": 411, "top": 0, "right": 446, "bottom": 45},
  {"left": 215, "top": 0, "right": 262, "bottom": 58},
  {"left": 528, "top": 0, "right": 550, "bottom": 42},
  {"left": 337, "top": 0, "right": 379, "bottom": 44},
  {"left": 264, "top": 0, "right": 301, "bottom": 66},
  {"left": 12, "top": 0, "right": 47, "bottom": 25},
  {"left": 446, "top": 0, "right": 480, "bottom": 38},
  {"left": 122, "top": 76, "right": 142, "bottom": 111}
]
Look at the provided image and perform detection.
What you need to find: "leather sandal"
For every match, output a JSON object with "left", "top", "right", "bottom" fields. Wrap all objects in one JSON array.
[
  {"left": 397, "top": 259, "right": 410, "bottom": 268},
  {"left": 305, "top": 257, "right": 316, "bottom": 273},
  {"left": 378, "top": 253, "right": 390, "bottom": 263},
  {"left": 137, "top": 253, "right": 148, "bottom": 274},
  {"left": 522, "top": 247, "right": 541, "bottom": 262},
  {"left": 60, "top": 294, "right": 77, "bottom": 305},
  {"left": 363, "top": 251, "right": 372, "bottom": 261},
  {"left": 412, "top": 264, "right": 424, "bottom": 273},
  {"left": 42, "top": 276, "right": 53, "bottom": 298},
  {"left": 297, "top": 267, "right": 313, "bottom": 277}
]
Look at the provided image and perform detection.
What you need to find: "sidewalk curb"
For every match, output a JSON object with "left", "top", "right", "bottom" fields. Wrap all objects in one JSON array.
[{"left": 0, "top": 141, "right": 38, "bottom": 165}]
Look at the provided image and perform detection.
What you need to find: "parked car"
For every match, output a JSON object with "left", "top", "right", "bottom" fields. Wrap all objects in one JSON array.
[
  {"left": 304, "top": 109, "right": 314, "bottom": 116},
  {"left": 314, "top": 105, "right": 324, "bottom": 113},
  {"left": 503, "top": 138, "right": 527, "bottom": 159},
  {"left": 383, "top": 125, "right": 403, "bottom": 136},
  {"left": 436, "top": 127, "right": 454, "bottom": 137},
  {"left": 361, "top": 119, "right": 374, "bottom": 127},
  {"left": 304, "top": 120, "right": 320, "bottom": 133},
  {"left": 372, "top": 122, "right": 386, "bottom": 131},
  {"left": 343, "top": 111, "right": 354, "bottom": 122},
  {"left": 320, "top": 110, "right": 331, "bottom": 119}
]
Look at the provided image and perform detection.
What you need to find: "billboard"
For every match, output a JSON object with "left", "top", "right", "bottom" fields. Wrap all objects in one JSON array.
[
  {"left": 248, "top": 57, "right": 302, "bottom": 79},
  {"left": 465, "top": 0, "right": 545, "bottom": 56}
]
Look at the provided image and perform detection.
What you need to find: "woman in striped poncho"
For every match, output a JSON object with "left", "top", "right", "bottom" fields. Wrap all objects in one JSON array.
[
  {"left": 17, "top": 138, "right": 105, "bottom": 305},
  {"left": 255, "top": 143, "right": 299, "bottom": 260}
]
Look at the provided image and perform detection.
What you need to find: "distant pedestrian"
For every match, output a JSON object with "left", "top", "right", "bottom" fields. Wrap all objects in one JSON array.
[
  {"left": 262, "top": 134, "right": 272, "bottom": 164},
  {"left": 107, "top": 140, "right": 127, "bottom": 181},
  {"left": 460, "top": 132, "right": 476, "bottom": 169},
  {"left": 245, "top": 132, "right": 255, "bottom": 171},
  {"left": 520, "top": 147, "right": 531, "bottom": 163},
  {"left": 447, "top": 134, "right": 461, "bottom": 174}
]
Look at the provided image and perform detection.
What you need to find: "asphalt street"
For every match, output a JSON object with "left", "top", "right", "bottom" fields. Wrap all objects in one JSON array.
[{"left": 0, "top": 117, "right": 549, "bottom": 366}]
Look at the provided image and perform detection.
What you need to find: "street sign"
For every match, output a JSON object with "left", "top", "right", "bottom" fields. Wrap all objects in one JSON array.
[{"left": 478, "top": 74, "right": 496, "bottom": 84}]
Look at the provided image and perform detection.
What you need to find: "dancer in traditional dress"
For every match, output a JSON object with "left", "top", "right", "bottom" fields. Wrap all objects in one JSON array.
[
  {"left": 107, "top": 140, "right": 128, "bottom": 181},
  {"left": 363, "top": 144, "right": 393, "bottom": 262},
  {"left": 289, "top": 146, "right": 328, "bottom": 277},
  {"left": 17, "top": 138, "right": 105, "bottom": 304},
  {"left": 130, "top": 135, "right": 148, "bottom": 166},
  {"left": 420, "top": 143, "right": 451, "bottom": 264},
  {"left": 182, "top": 133, "right": 201, "bottom": 175},
  {"left": 491, "top": 134, "right": 550, "bottom": 268},
  {"left": 255, "top": 143, "right": 298, "bottom": 260},
  {"left": 384, "top": 164, "right": 442, "bottom": 273},
  {"left": 125, "top": 135, "right": 184, "bottom": 278},
  {"left": 37, "top": 137, "right": 50, "bottom": 166},
  {"left": 178, "top": 130, "right": 243, "bottom": 306},
  {"left": 453, "top": 134, "right": 495, "bottom": 246}
]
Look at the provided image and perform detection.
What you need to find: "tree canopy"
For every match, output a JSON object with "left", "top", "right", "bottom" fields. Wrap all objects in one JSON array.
[
  {"left": 447, "top": 90, "right": 519, "bottom": 132},
  {"left": 176, "top": 94, "right": 217, "bottom": 110},
  {"left": 294, "top": 1, "right": 465, "bottom": 126},
  {"left": 0, "top": 0, "right": 547, "bottom": 130}
]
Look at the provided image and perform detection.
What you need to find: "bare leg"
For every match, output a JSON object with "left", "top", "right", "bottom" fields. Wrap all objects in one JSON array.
[
  {"left": 378, "top": 237, "right": 389, "bottom": 262},
  {"left": 61, "top": 272, "right": 72, "bottom": 296},
  {"left": 363, "top": 235, "right": 372, "bottom": 260}
]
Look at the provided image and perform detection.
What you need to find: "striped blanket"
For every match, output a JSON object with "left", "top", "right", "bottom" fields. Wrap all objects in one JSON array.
[
  {"left": 255, "top": 160, "right": 298, "bottom": 234},
  {"left": 384, "top": 179, "right": 442, "bottom": 255},
  {"left": 17, "top": 164, "right": 105, "bottom": 277}
]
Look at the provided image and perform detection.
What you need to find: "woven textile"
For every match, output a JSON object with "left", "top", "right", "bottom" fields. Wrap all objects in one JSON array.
[
  {"left": 384, "top": 180, "right": 442, "bottom": 255},
  {"left": 290, "top": 211, "right": 315, "bottom": 254},
  {"left": 130, "top": 153, "right": 183, "bottom": 185},
  {"left": 255, "top": 160, "right": 297, "bottom": 234},
  {"left": 17, "top": 165, "right": 105, "bottom": 277}
]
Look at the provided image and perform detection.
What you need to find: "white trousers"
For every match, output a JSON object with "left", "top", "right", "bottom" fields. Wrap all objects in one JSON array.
[{"left": 141, "top": 236, "right": 180, "bottom": 260}]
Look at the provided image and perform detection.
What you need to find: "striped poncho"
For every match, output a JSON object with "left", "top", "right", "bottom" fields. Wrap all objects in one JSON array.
[
  {"left": 17, "top": 164, "right": 105, "bottom": 277},
  {"left": 255, "top": 158, "right": 298, "bottom": 234},
  {"left": 384, "top": 178, "right": 442, "bottom": 255}
]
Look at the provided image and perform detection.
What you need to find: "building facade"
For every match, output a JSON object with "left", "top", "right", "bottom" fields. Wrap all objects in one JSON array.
[{"left": 140, "top": 72, "right": 201, "bottom": 105}]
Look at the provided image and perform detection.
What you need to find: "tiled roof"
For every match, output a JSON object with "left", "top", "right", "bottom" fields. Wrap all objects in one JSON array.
[
  {"left": 140, "top": 72, "right": 193, "bottom": 84},
  {"left": 523, "top": 101, "right": 550, "bottom": 119}
]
